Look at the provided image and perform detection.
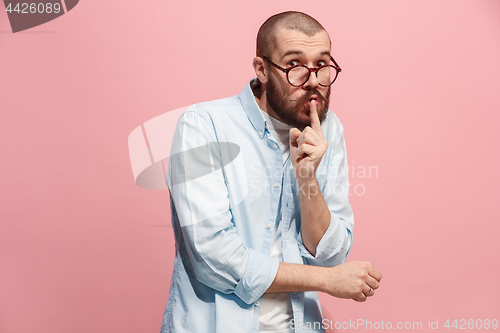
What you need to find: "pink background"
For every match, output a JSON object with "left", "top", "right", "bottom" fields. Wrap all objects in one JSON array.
[{"left": 1, "top": 0, "right": 499, "bottom": 332}]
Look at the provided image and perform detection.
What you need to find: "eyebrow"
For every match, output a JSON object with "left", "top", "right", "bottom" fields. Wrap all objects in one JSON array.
[{"left": 282, "top": 50, "right": 331, "bottom": 58}]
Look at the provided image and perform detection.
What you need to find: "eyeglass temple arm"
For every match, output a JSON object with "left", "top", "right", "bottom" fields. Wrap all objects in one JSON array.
[
  {"left": 261, "top": 56, "right": 288, "bottom": 73},
  {"left": 330, "top": 56, "right": 342, "bottom": 72}
]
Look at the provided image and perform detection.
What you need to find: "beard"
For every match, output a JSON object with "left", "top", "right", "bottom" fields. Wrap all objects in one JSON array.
[{"left": 266, "top": 75, "right": 330, "bottom": 130}]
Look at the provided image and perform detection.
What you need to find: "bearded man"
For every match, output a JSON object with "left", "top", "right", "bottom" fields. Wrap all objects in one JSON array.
[{"left": 161, "top": 11, "right": 382, "bottom": 333}]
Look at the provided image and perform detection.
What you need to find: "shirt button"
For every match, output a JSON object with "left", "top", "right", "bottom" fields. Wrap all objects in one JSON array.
[
  {"left": 255, "top": 301, "right": 260, "bottom": 306},
  {"left": 267, "top": 224, "right": 272, "bottom": 229},
  {"left": 259, "top": 131, "right": 263, "bottom": 136},
  {"left": 273, "top": 144, "right": 278, "bottom": 149},
  {"left": 274, "top": 183, "right": 279, "bottom": 188}
]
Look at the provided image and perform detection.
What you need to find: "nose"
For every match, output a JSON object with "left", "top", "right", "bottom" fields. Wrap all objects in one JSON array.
[{"left": 303, "top": 69, "right": 320, "bottom": 90}]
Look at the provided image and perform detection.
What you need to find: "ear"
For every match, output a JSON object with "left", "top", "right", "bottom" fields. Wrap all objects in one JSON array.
[{"left": 252, "top": 56, "right": 268, "bottom": 84}]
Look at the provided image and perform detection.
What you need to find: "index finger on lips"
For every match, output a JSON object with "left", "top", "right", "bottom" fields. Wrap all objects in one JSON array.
[{"left": 309, "top": 100, "right": 323, "bottom": 136}]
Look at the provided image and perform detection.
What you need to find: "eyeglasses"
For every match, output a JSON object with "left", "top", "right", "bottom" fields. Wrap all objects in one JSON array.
[{"left": 262, "top": 55, "right": 342, "bottom": 87}]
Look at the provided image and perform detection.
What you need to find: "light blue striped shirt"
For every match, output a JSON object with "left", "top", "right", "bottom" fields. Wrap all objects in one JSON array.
[{"left": 161, "top": 79, "right": 353, "bottom": 333}]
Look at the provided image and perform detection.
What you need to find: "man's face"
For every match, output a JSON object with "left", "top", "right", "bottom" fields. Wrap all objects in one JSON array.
[{"left": 265, "top": 28, "right": 332, "bottom": 130}]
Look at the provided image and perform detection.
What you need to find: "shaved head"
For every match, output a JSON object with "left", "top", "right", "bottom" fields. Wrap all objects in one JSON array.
[{"left": 256, "top": 11, "right": 328, "bottom": 58}]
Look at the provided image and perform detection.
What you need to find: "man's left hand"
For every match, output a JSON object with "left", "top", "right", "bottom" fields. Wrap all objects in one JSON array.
[{"left": 289, "top": 100, "right": 328, "bottom": 182}]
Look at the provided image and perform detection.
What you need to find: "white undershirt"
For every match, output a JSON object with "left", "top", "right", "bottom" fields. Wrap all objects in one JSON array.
[{"left": 259, "top": 111, "right": 294, "bottom": 333}]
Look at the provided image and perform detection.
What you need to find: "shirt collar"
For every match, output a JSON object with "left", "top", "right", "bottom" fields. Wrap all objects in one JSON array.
[{"left": 239, "top": 78, "right": 267, "bottom": 140}]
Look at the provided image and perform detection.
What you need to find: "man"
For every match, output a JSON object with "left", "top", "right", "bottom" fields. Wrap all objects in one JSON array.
[{"left": 161, "top": 11, "right": 381, "bottom": 333}]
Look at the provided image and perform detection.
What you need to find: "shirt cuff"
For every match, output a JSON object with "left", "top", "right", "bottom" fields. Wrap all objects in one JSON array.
[
  {"left": 298, "top": 216, "right": 352, "bottom": 267},
  {"left": 234, "top": 249, "right": 280, "bottom": 304}
]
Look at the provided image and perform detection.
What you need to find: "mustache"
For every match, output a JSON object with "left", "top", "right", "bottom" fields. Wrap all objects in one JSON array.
[{"left": 296, "top": 89, "right": 328, "bottom": 105}]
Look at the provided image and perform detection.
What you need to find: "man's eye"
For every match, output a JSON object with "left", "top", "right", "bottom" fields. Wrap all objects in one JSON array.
[
  {"left": 288, "top": 60, "right": 300, "bottom": 67},
  {"left": 317, "top": 61, "right": 327, "bottom": 67}
]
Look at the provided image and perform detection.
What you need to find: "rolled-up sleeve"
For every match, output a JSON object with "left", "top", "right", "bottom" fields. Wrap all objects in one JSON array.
[
  {"left": 168, "top": 107, "right": 278, "bottom": 304},
  {"left": 297, "top": 120, "right": 354, "bottom": 267}
]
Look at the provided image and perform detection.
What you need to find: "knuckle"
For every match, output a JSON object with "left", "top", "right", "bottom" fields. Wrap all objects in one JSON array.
[{"left": 353, "top": 292, "right": 364, "bottom": 302}]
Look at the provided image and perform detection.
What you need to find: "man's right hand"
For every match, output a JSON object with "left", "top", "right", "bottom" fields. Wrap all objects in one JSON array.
[{"left": 322, "top": 261, "right": 382, "bottom": 302}]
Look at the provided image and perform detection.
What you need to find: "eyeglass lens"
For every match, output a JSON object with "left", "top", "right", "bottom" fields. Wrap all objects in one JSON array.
[{"left": 288, "top": 66, "right": 337, "bottom": 87}]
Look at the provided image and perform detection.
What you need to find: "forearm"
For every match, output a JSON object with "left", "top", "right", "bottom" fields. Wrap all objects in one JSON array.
[
  {"left": 298, "top": 177, "right": 331, "bottom": 256},
  {"left": 265, "top": 261, "right": 382, "bottom": 302},
  {"left": 265, "top": 262, "right": 327, "bottom": 294}
]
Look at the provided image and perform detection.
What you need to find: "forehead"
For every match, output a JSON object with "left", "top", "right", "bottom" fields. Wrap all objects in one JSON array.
[{"left": 272, "top": 28, "right": 331, "bottom": 59}]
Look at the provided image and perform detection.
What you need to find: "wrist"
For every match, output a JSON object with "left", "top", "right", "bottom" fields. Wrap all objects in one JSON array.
[
  {"left": 296, "top": 175, "right": 318, "bottom": 187},
  {"left": 296, "top": 177, "right": 320, "bottom": 200},
  {"left": 308, "top": 265, "right": 329, "bottom": 293},
  {"left": 293, "top": 163, "right": 318, "bottom": 183}
]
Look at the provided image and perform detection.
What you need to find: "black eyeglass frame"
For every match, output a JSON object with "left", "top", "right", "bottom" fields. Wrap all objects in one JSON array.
[{"left": 262, "top": 55, "right": 342, "bottom": 87}]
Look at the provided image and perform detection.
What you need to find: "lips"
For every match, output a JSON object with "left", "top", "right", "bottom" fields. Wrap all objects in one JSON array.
[{"left": 305, "top": 95, "right": 319, "bottom": 108}]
